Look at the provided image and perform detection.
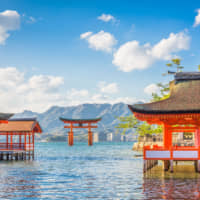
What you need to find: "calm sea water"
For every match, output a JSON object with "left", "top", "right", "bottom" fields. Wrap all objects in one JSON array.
[{"left": 0, "top": 142, "right": 200, "bottom": 200}]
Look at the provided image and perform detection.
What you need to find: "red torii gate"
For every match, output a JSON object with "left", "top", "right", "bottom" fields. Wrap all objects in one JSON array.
[{"left": 60, "top": 118, "right": 101, "bottom": 146}]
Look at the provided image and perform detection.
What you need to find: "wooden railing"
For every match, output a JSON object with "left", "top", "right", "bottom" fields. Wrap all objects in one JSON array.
[
  {"left": 144, "top": 145, "right": 198, "bottom": 150},
  {"left": 144, "top": 145, "right": 200, "bottom": 160},
  {"left": 0, "top": 143, "right": 33, "bottom": 151},
  {"left": 25, "top": 143, "right": 34, "bottom": 151}
]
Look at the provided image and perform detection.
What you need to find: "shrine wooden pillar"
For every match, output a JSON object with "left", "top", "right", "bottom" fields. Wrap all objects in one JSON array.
[
  {"left": 68, "top": 123, "right": 74, "bottom": 146},
  {"left": 10, "top": 133, "right": 13, "bottom": 150},
  {"left": 195, "top": 128, "right": 200, "bottom": 147},
  {"left": 29, "top": 133, "right": 31, "bottom": 149},
  {"left": 88, "top": 123, "right": 93, "bottom": 146},
  {"left": 163, "top": 124, "right": 172, "bottom": 149},
  {"left": 6, "top": 133, "right": 8, "bottom": 148},
  {"left": 32, "top": 132, "right": 35, "bottom": 150},
  {"left": 24, "top": 133, "right": 27, "bottom": 150},
  {"left": 19, "top": 134, "right": 22, "bottom": 148}
]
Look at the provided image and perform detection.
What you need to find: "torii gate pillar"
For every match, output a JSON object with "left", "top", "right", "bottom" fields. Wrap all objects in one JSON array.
[
  {"left": 88, "top": 124, "right": 93, "bottom": 146},
  {"left": 68, "top": 131, "right": 74, "bottom": 146},
  {"left": 68, "top": 123, "right": 74, "bottom": 146}
]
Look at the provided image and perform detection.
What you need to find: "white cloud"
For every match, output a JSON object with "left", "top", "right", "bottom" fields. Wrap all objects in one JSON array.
[
  {"left": 65, "top": 88, "right": 90, "bottom": 106},
  {"left": 113, "top": 41, "right": 154, "bottom": 72},
  {"left": 28, "top": 75, "right": 64, "bottom": 92},
  {"left": 194, "top": 9, "right": 200, "bottom": 27},
  {"left": 80, "top": 30, "right": 117, "bottom": 53},
  {"left": 91, "top": 94, "right": 138, "bottom": 105},
  {"left": 98, "top": 14, "right": 115, "bottom": 22},
  {"left": 64, "top": 81, "right": 138, "bottom": 106},
  {"left": 64, "top": 84, "right": 138, "bottom": 106},
  {"left": 0, "top": 67, "right": 64, "bottom": 113},
  {"left": 113, "top": 31, "right": 190, "bottom": 72},
  {"left": 80, "top": 31, "right": 92, "bottom": 39},
  {"left": 111, "top": 97, "right": 140, "bottom": 104},
  {"left": 66, "top": 88, "right": 89, "bottom": 99},
  {"left": 151, "top": 32, "right": 190, "bottom": 60},
  {"left": 98, "top": 81, "right": 119, "bottom": 94},
  {"left": 0, "top": 67, "right": 24, "bottom": 87},
  {"left": 27, "top": 16, "right": 36, "bottom": 24},
  {"left": 0, "top": 10, "right": 20, "bottom": 44},
  {"left": 22, "top": 13, "right": 39, "bottom": 24},
  {"left": 144, "top": 83, "right": 160, "bottom": 95},
  {"left": 0, "top": 67, "right": 139, "bottom": 112}
]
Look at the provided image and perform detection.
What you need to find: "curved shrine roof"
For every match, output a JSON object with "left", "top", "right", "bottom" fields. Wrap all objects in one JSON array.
[
  {"left": 0, "top": 118, "right": 42, "bottom": 133},
  {"left": 129, "top": 72, "right": 200, "bottom": 114}
]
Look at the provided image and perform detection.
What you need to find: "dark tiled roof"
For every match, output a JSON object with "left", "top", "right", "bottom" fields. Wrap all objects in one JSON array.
[
  {"left": 175, "top": 72, "right": 200, "bottom": 82},
  {"left": 9, "top": 118, "right": 37, "bottom": 121},
  {"left": 129, "top": 72, "right": 200, "bottom": 114},
  {"left": 60, "top": 117, "right": 102, "bottom": 123},
  {"left": 0, "top": 113, "right": 13, "bottom": 120}
]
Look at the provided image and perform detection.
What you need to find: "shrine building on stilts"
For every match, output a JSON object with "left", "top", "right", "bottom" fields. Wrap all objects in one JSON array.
[
  {"left": 128, "top": 72, "right": 200, "bottom": 173},
  {"left": 0, "top": 118, "right": 42, "bottom": 161}
]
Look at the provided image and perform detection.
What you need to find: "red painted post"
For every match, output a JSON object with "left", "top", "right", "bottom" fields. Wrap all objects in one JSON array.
[
  {"left": 68, "top": 132, "right": 73, "bottom": 146},
  {"left": 163, "top": 124, "right": 172, "bottom": 149},
  {"left": 32, "top": 132, "right": 34, "bottom": 151},
  {"left": 6, "top": 133, "right": 8, "bottom": 149},
  {"left": 88, "top": 131, "right": 93, "bottom": 146},
  {"left": 19, "top": 134, "right": 21, "bottom": 149},
  {"left": 33, "top": 133, "right": 34, "bottom": 150},
  {"left": 195, "top": 129, "right": 200, "bottom": 147},
  {"left": 24, "top": 133, "right": 27, "bottom": 150},
  {"left": 88, "top": 123, "right": 93, "bottom": 146},
  {"left": 10, "top": 134, "right": 13, "bottom": 150},
  {"left": 68, "top": 123, "right": 73, "bottom": 146},
  {"left": 29, "top": 133, "right": 31, "bottom": 150}
]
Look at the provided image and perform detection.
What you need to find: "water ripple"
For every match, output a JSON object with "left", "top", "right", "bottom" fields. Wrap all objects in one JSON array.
[{"left": 1, "top": 142, "right": 200, "bottom": 199}]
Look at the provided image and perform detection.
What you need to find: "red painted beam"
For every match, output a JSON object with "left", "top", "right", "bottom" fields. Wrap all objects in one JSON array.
[
  {"left": 0, "top": 120, "right": 8, "bottom": 124},
  {"left": 64, "top": 126, "right": 98, "bottom": 129}
]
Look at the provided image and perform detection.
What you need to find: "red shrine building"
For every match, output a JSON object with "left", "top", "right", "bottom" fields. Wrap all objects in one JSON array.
[
  {"left": 60, "top": 118, "right": 101, "bottom": 146},
  {"left": 129, "top": 72, "right": 200, "bottom": 173},
  {"left": 0, "top": 118, "right": 42, "bottom": 160}
]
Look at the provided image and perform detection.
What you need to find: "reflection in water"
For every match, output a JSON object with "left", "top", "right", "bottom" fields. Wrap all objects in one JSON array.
[
  {"left": 143, "top": 164, "right": 200, "bottom": 200},
  {"left": 143, "top": 178, "right": 200, "bottom": 200},
  {"left": 0, "top": 161, "right": 42, "bottom": 199}
]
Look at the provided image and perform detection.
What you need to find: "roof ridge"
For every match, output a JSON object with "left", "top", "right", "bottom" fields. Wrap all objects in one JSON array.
[{"left": 9, "top": 117, "right": 37, "bottom": 121}]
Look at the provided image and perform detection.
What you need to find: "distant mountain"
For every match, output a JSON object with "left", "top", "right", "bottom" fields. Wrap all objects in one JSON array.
[{"left": 13, "top": 103, "right": 140, "bottom": 141}]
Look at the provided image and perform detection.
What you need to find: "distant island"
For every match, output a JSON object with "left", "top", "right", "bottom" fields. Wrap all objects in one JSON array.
[{"left": 12, "top": 103, "right": 139, "bottom": 142}]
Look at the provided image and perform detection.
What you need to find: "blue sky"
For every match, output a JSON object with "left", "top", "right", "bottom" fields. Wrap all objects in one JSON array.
[{"left": 0, "top": 0, "right": 200, "bottom": 113}]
